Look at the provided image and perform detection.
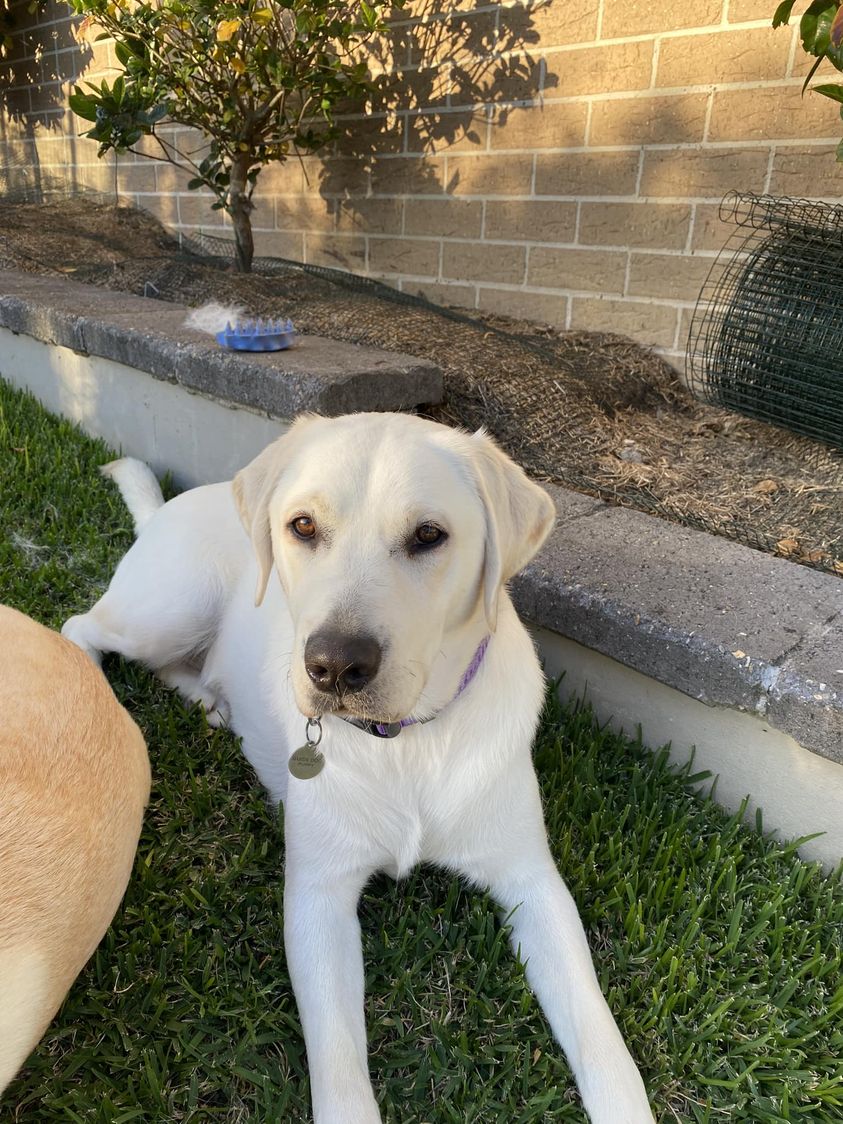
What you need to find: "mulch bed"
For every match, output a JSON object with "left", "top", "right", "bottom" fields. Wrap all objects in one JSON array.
[{"left": 1, "top": 197, "right": 840, "bottom": 574}]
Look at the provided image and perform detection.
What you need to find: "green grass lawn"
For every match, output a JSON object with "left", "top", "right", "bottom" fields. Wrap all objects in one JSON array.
[{"left": 1, "top": 377, "right": 842, "bottom": 1124}]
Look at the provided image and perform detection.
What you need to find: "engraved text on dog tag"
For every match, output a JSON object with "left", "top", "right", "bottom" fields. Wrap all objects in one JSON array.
[{"left": 289, "top": 744, "right": 325, "bottom": 780}]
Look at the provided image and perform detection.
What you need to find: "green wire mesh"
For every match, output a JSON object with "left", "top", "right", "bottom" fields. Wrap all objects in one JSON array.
[{"left": 687, "top": 192, "right": 843, "bottom": 451}]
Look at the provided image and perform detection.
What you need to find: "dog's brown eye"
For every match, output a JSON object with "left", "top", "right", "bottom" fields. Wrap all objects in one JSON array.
[
  {"left": 291, "top": 515, "right": 316, "bottom": 540},
  {"left": 414, "top": 523, "right": 445, "bottom": 547}
]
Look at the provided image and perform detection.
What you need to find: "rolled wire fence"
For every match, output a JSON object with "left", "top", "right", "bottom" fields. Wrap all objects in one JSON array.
[{"left": 687, "top": 191, "right": 843, "bottom": 452}]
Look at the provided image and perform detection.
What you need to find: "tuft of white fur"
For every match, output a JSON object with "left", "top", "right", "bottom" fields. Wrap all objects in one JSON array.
[
  {"left": 184, "top": 301, "right": 246, "bottom": 335},
  {"left": 100, "top": 458, "right": 165, "bottom": 536}
]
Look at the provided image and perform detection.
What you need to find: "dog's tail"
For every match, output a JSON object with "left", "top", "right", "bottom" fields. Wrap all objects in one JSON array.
[{"left": 100, "top": 458, "right": 165, "bottom": 536}]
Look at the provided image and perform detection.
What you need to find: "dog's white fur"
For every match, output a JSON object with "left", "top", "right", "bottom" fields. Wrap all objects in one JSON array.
[{"left": 62, "top": 412, "right": 653, "bottom": 1124}]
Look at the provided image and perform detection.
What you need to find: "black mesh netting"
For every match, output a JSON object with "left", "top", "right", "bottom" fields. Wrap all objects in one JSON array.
[
  {"left": 0, "top": 187, "right": 840, "bottom": 575},
  {"left": 688, "top": 191, "right": 843, "bottom": 450}
]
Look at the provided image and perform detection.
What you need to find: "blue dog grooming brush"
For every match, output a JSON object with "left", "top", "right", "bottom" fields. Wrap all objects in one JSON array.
[{"left": 216, "top": 317, "right": 296, "bottom": 352}]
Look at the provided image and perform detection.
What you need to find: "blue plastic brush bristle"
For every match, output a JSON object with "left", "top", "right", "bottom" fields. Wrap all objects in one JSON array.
[{"left": 216, "top": 317, "right": 296, "bottom": 352}]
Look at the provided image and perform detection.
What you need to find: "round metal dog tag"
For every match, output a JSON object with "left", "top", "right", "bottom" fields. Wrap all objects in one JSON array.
[
  {"left": 289, "top": 744, "right": 325, "bottom": 780},
  {"left": 289, "top": 717, "right": 324, "bottom": 780}
]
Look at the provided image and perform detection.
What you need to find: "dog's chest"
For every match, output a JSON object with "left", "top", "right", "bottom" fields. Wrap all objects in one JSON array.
[{"left": 310, "top": 735, "right": 497, "bottom": 881}]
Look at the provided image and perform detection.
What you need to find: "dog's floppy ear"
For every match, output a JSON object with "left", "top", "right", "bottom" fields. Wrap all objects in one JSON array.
[
  {"left": 232, "top": 419, "right": 314, "bottom": 605},
  {"left": 470, "top": 431, "right": 556, "bottom": 632}
]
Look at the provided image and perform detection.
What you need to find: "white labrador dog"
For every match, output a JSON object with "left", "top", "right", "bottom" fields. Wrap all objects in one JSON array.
[{"left": 63, "top": 412, "right": 653, "bottom": 1124}]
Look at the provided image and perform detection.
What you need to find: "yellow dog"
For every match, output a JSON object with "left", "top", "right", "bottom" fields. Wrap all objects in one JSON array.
[{"left": 0, "top": 606, "right": 150, "bottom": 1095}]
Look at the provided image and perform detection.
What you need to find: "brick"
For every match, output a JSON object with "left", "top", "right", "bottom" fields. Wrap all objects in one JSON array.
[
  {"left": 690, "top": 203, "right": 739, "bottom": 251},
  {"left": 385, "top": 65, "right": 451, "bottom": 110},
  {"left": 74, "top": 162, "right": 117, "bottom": 194},
  {"left": 590, "top": 92, "right": 710, "bottom": 146},
  {"left": 768, "top": 144, "right": 843, "bottom": 197},
  {"left": 570, "top": 296, "right": 679, "bottom": 348},
  {"left": 336, "top": 198, "right": 405, "bottom": 236},
  {"left": 405, "top": 198, "right": 482, "bottom": 238},
  {"left": 579, "top": 202, "right": 691, "bottom": 249},
  {"left": 708, "top": 84, "right": 841, "bottom": 141},
  {"left": 407, "top": 108, "right": 490, "bottom": 153},
  {"left": 640, "top": 146, "right": 770, "bottom": 198},
  {"left": 602, "top": 0, "right": 722, "bottom": 37},
  {"left": 137, "top": 193, "right": 179, "bottom": 227},
  {"left": 535, "top": 150, "right": 641, "bottom": 196},
  {"left": 155, "top": 162, "right": 195, "bottom": 195},
  {"left": 442, "top": 240, "right": 527, "bottom": 283},
  {"left": 489, "top": 101, "right": 588, "bottom": 150},
  {"left": 627, "top": 252, "right": 716, "bottom": 300},
  {"left": 32, "top": 135, "right": 70, "bottom": 167},
  {"left": 115, "top": 162, "right": 157, "bottom": 194},
  {"left": 446, "top": 153, "right": 533, "bottom": 195},
  {"left": 408, "top": 8, "right": 498, "bottom": 66},
  {"left": 28, "top": 80, "right": 64, "bottom": 112},
  {"left": 485, "top": 200, "right": 577, "bottom": 241},
  {"left": 727, "top": 0, "right": 777, "bottom": 19},
  {"left": 478, "top": 286, "right": 569, "bottom": 327},
  {"left": 333, "top": 113, "right": 403, "bottom": 156},
  {"left": 504, "top": 0, "right": 600, "bottom": 47},
  {"left": 305, "top": 232, "right": 367, "bottom": 271},
  {"left": 178, "top": 193, "right": 227, "bottom": 227},
  {"left": 0, "top": 91, "right": 29, "bottom": 120},
  {"left": 528, "top": 246, "right": 627, "bottom": 292},
  {"left": 657, "top": 27, "right": 790, "bottom": 87},
  {"left": 257, "top": 158, "right": 306, "bottom": 196},
  {"left": 368, "top": 236, "right": 440, "bottom": 276},
  {"left": 307, "top": 155, "right": 370, "bottom": 198},
  {"left": 677, "top": 307, "right": 696, "bottom": 356},
  {"left": 371, "top": 155, "right": 446, "bottom": 195},
  {"left": 274, "top": 196, "right": 335, "bottom": 232},
  {"left": 402, "top": 280, "right": 477, "bottom": 308},
  {"left": 457, "top": 52, "right": 544, "bottom": 106},
  {"left": 544, "top": 39, "right": 653, "bottom": 99},
  {"left": 255, "top": 231, "right": 306, "bottom": 261}
]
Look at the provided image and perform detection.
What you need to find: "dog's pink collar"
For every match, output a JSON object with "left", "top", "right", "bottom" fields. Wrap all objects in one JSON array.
[{"left": 339, "top": 635, "right": 491, "bottom": 739}]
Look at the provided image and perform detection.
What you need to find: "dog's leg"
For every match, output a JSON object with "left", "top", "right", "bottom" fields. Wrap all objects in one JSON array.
[
  {"left": 284, "top": 859, "right": 381, "bottom": 1124},
  {"left": 455, "top": 778, "right": 654, "bottom": 1124},
  {"left": 157, "top": 663, "right": 230, "bottom": 727}
]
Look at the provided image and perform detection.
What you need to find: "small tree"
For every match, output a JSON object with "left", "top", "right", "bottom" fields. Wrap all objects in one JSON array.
[
  {"left": 774, "top": 0, "right": 843, "bottom": 159},
  {"left": 69, "top": 0, "right": 396, "bottom": 270}
]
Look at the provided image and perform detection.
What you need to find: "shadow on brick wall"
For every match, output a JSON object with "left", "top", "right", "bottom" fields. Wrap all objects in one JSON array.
[
  {"left": 317, "top": 0, "right": 554, "bottom": 206},
  {"left": 0, "top": 0, "right": 91, "bottom": 200}
]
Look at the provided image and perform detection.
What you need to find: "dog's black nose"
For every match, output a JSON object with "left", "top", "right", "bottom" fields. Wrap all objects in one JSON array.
[{"left": 304, "top": 632, "right": 382, "bottom": 694}]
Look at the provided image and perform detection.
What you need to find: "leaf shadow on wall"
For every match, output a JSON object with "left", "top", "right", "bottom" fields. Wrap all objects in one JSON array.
[
  {"left": 0, "top": 0, "right": 93, "bottom": 201},
  {"left": 311, "top": 0, "right": 560, "bottom": 239}
]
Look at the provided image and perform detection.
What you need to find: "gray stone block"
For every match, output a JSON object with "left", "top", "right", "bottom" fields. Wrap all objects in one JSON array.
[
  {"left": 0, "top": 268, "right": 443, "bottom": 415},
  {"left": 767, "top": 616, "right": 843, "bottom": 764},
  {"left": 512, "top": 496, "right": 843, "bottom": 762}
]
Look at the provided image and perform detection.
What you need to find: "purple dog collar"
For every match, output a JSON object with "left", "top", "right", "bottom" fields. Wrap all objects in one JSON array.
[{"left": 339, "top": 635, "right": 491, "bottom": 740}]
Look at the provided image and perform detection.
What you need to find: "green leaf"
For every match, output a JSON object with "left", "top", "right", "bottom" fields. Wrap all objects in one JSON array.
[
  {"left": 835, "top": 135, "right": 843, "bottom": 159},
  {"left": 68, "top": 89, "right": 99, "bottom": 121},
  {"left": 813, "top": 80, "right": 843, "bottom": 99},
  {"left": 800, "top": 0, "right": 837, "bottom": 55},
  {"left": 802, "top": 52, "right": 825, "bottom": 92},
  {"left": 772, "top": 0, "right": 797, "bottom": 26}
]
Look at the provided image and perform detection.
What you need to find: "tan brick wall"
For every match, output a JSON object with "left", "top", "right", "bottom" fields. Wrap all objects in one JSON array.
[{"left": 3, "top": 0, "right": 843, "bottom": 363}]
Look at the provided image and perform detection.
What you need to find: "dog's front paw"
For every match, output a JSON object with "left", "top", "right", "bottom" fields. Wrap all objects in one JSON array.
[
  {"left": 312, "top": 1081, "right": 382, "bottom": 1124},
  {"left": 580, "top": 1065, "right": 654, "bottom": 1124},
  {"left": 204, "top": 699, "right": 231, "bottom": 728}
]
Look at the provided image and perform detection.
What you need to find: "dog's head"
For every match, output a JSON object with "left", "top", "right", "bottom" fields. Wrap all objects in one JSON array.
[{"left": 233, "top": 413, "right": 555, "bottom": 722}]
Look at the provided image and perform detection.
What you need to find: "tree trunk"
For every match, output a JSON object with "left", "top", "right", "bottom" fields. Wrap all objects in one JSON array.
[{"left": 229, "top": 154, "right": 254, "bottom": 273}]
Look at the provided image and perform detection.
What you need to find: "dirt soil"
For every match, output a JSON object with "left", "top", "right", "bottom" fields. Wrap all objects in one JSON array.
[{"left": 1, "top": 198, "right": 840, "bottom": 575}]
